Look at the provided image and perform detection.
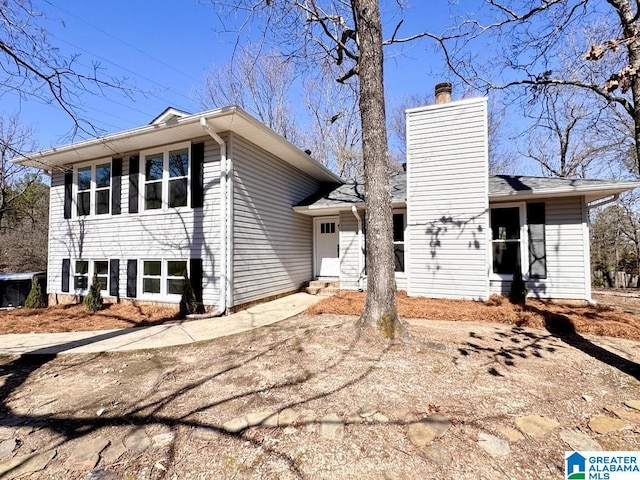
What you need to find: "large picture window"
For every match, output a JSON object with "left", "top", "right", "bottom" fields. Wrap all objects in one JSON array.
[
  {"left": 76, "top": 162, "right": 111, "bottom": 216},
  {"left": 143, "top": 144, "right": 190, "bottom": 211}
]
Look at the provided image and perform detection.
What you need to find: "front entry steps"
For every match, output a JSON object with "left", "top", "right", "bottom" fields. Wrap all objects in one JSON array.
[{"left": 305, "top": 280, "right": 340, "bottom": 296}]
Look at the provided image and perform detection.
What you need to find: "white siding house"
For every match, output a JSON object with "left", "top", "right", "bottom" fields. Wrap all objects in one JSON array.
[{"left": 15, "top": 96, "right": 640, "bottom": 310}]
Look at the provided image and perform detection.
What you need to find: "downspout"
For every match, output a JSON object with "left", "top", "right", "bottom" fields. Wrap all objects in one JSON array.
[
  {"left": 351, "top": 206, "right": 365, "bottom": 291},
  {"left": 187, "top": 117, "right": 229, "bottom": 318}
]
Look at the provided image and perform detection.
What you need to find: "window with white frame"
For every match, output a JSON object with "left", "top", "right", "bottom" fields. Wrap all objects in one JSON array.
[
  {"left": 490, "top": 206, "right": 524, "bottom": 276},
  {"left": 73, "top": 260, "right": 109, "bottom": 294},
  {"left": 74, "top": 260, "right": 89, "bottom": 290},
  {"left": 393, "top": 211, "right": 406, "bottom": 273},
  {"left": 141, "top": 259, "right": 188, "bottom": 297},
  {"left": 76, "top": 162, "right": 111, "bottom": 216},
  {"left": 143, "top": 145, "right": 189, "bottom": 211}
]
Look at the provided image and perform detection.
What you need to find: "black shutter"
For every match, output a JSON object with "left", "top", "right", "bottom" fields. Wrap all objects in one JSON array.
[
  {"left": 129, "top": 155, "right": 139, "bottom": 214},
  {"left": 62, "top": 259, "right": 70, "bottom": 292},
  {"left": 527, "top": 203, "right": 547, "bottom": 279},
  {"left": 111, "top": 158, "right": 122, "bottom": 215},
  {"left": 64, "top": 171, "right": 73, "bottom": 219},
  {"left": 189, "top": 258, "right": 203, "bottom": 302},
  {"left": 126, "top": 259, "right": 137, "bottom": 298},
  {"left": 191, "top": 142, "right": 204, "bottom": 208},
  {"left": 109, "top": 259, "right": 120, "bottom": 297}
]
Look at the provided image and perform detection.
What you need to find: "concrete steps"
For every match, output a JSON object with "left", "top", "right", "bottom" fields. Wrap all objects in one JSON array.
[{"left": 305, "top": 280, "right": 340, "bottom": 296}]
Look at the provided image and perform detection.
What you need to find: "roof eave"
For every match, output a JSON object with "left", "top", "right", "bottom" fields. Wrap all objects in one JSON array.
[{"left": 489, "top": 183, "right": 640, "bottom": 203}]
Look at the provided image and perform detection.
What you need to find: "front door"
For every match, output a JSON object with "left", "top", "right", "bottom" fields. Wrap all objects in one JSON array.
[{"left": 314, "top": 216, "right": 339, "bottom": 277}]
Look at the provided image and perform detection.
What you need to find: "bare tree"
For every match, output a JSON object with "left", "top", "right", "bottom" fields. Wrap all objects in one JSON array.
[
  {"left": 1, "top": 0, "right": 133, "bottom": 142},
  {"left": 436, "top": 0, "right": 640, "bottom": 175},
  {"left": 196, "top": 45, "right": 301, "bottom": 143},
  {"left": 209, "top": 0, "right": 403, "bottom": 337},
  {"left": 0, "top": 113, "right": 39, "bottom": 229},
  {"left": 520, "top": 86, "right": 615, "bottom": 178}
]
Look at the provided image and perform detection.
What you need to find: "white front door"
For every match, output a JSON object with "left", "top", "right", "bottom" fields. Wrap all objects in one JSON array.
[{"left": 314, "top": 216, "right": 340, "bottom": 277}]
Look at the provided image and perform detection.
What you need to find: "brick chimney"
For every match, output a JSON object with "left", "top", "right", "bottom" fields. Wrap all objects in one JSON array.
[{"left": 434, "top": 82, "right": 452, "bottom": 104}]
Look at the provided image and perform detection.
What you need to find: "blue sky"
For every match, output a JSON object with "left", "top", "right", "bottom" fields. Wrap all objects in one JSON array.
[{"left": 6, "top": 1, "right": 465, "bottom": 150}]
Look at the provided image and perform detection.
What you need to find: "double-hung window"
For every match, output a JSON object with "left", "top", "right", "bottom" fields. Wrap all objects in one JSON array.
[
  {"left": 141, "top": 259, "right": 188, "bottom": 298},
  {"left": 76, "top": 162, "right": 111, "bottom": 216},
  {"left": 491, "top": 206, "right": 524, "bottom": 276},
  {"left": 73, "top": 260, "right": 109, "bottom": 294},
  {"left": 143, "top": 144, "right": 190, "bottom": 211}
]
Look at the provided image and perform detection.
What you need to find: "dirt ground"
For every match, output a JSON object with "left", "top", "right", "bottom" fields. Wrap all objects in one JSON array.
[{"left": 0, "top": 313, "right": 639, "bottom": 479}]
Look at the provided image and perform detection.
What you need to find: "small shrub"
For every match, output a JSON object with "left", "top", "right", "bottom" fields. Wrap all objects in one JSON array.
[
  {"left": 180, "top": 274, "right": 198, "bottom": 317},
  {"left": 509, "top": 268, "right": 528, "bottom": 304},
  {"left": 84, "top": 273, "right": 103, "bottom": 313},
  {"left": 24, "top": 276, "right": 46, "bottom": 309}
]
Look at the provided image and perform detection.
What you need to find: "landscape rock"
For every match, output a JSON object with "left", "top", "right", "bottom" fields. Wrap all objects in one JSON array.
[
  {"left": 624, "top": 400, "right": 640, "bottom": 412},
  {"left": 101, "top": 439, "right": 126, "bottom": 465},
  {"left": 123, "top": 428, "right": 152, "bottom": 453},
  {"left": 246, "top": 411, "right": 276, "bottom": 427},
  {"left": 605, "top": 405, "right": 640, "bottom": 423},
  {"left": 559, "top": 430, "right": 602, "bottom": 451},
  {"left": 192, "top": 428, "right": 220, "bottom": 442},
  {"left": 0, "top": 449, "right": 56, "bottom": 479},
  {"left": 65, "top": 437, "right": 109, "bottom": 471},
  {"left": 421, "top": 413, "right": 452, "bottom": 438},
  {"left": 151, "top": 432, "right": 176, "bottom": 447},
  {"left": 407, "top": 423, "right": 437, "bottom": 447},
  {"left": 588, "top": 416, "right": 633, "bottom": 434},
  {"left": 372, "top": 413, "right": 389, "bottom": 424},
  {"left": 515, "top": 415, "right": 559, "bottom": 438},
  {"left": 0, "top": 439, "right": 17, "bottom": 460},
  {"left": 278, "top": 409, "right": 299, "bottom": 427},
  {"left": 496, "top": 426, "right": 524, "bottom": 442},
  {"left": 477, "top": 432, "right": 510, "bottom": 456},
  {"left": 222, "top": 417, "right": 249, "bottom": 433},
  {"left": 320, "top": 413, "right": 344, "bottom": 441},
  {"left": 85, "top": 468, "right": 122, "bottom": 480},
  {"left": 358, "top": 406, "right": 376, "bottom": 418}
]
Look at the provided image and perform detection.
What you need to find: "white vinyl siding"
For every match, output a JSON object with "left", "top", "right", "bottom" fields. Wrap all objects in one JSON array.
[
  {"left": 338, "top": 209, "right": 407, "bottom": 291},
  {"left": 406, "top": 97, "right": 489, "bottom": 300},
  {"left": 489, "top": 196, "right": 589, "bottom": 300},
  {"left": 231, "top": 133, "right": 319, "bottom": 306},
  {"left": 47, "top": 136, "right": 222, "bottom": 305}
]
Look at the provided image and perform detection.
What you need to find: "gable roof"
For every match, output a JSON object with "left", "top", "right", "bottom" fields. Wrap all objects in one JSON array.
[
  {"left": 13, "top": 106, "right": 342, "bottom": 184},
  {"left": 294, "top": 170, "right": 640, "bottom": 214}
]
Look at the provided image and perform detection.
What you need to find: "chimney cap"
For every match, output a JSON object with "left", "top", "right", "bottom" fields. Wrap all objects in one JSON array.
[{"left": 434, "top": 82, "right": 452, "bottom": 104}]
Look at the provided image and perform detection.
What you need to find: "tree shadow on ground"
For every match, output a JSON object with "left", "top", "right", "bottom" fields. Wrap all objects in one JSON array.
[
  {"left": 526, "top": 304, "right": 640, "bottom": 381},
  {"left": 0, "top": 319, "right": 397, "bottom": 479}
]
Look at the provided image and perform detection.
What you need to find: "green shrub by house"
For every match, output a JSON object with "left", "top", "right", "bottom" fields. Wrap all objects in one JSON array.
[
  {"left": 24, "top": 276, "right": 46, "bottom": 309},
  {"left": 180, "top": 274, "right": 198, "bottom": 317},
  {"left": 84, "top": 273, "right": 103, "bottom": 313},
  {"left": 509, "top": 268, "right": 528, "bottom": 304}
]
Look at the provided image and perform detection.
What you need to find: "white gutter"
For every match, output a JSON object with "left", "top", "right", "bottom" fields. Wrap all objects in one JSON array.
[
  {"left": 351, "top": 206, "right": 366, "bottom": 291},
  {"left": 587, "top": 193, "right": 619, "bottom": 210},
  {"left": 187, "top": 118, "right": 230, "bottom": 318}
]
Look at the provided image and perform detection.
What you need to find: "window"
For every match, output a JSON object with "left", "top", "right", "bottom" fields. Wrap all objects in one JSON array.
[
  {"left": 76, "top": 162, "right": 111, "bottom": 216},
  {"left": 73, "top": 260, "right": 109, "bottom": 294},
  {"left": 527, "top": 203, "right": 547, "bottom": 278},
  {"left": 491, "top": 207, "right": 522, "bottom": 275},
  {"left": 320, "top": 222, "right": 336, "bottom": 234},
  {"left": 393, "top": 211, "right": 406, "bottom": 272},
  {"left": 143, "top": 144, "right": 190, "bottom": 211},
  {"left": 74, "top": 261, "right": 89, "bottom": 290},
  {"left": 143, "top": 261, "right": 162, "bottom": 294},
  {"left": 141, "top": 260, "right": 188, "bottom": 297}
]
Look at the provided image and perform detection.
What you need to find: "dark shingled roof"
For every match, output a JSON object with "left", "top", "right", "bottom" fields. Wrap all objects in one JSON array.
[{"left": 295, "top": 171, "right": 640, "bottom": 210}]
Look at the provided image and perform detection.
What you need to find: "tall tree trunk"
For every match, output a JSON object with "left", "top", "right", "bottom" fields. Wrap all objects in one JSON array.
[{"left": 353, "top": 0, "right": 402, "bottom": 338}]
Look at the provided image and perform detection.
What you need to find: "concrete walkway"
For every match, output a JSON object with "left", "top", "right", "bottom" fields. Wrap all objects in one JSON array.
[{"left": 0, "top": 293, "right": 322, "bottom": 356}]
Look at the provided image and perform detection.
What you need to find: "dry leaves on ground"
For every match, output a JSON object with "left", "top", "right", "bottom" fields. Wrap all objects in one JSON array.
[
  {"left": 307, "top": 291, "right": 640, "bottom": 341},
  {"left": 0, "top": 303, "right": 178, "bottom": 334}
]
